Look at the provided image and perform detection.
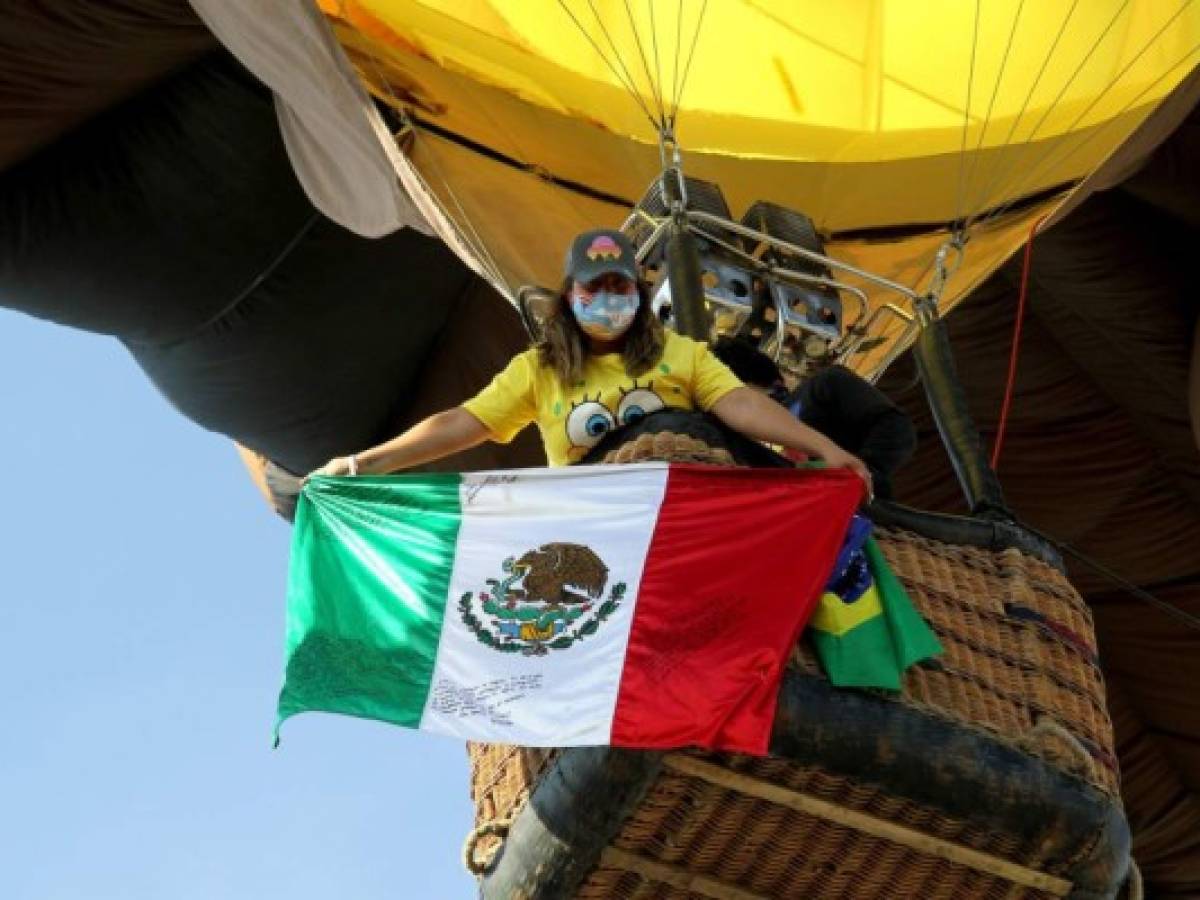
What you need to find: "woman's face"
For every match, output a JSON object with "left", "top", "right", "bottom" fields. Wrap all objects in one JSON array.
[{"left": 569, "top": 274, "right": 640, "bottom": 341}]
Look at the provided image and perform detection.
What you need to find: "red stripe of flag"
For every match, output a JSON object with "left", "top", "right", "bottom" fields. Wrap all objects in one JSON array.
[{"left": 610, "top": 465, "right": 863, "bottom": 754}]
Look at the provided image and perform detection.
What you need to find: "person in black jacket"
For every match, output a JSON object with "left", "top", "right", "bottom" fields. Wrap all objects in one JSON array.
[{"left": 713, "top": 336, "right": 916, "bottom": 499}]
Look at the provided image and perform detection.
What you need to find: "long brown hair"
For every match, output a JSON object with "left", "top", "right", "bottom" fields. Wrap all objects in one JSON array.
[{"left": 536, "top": 277, "right": 665, "bottom": 386}]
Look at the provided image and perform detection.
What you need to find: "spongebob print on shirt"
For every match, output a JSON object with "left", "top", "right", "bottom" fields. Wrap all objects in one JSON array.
[
  {"left": 564, "top": 381, "right": 665, "bottom": 454},
  {"left": 462, "top": 331, "right": 744, "bottom": 467}
]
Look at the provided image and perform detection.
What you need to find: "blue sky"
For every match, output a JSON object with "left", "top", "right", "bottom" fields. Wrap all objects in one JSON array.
[{"left": 0, "top": 310, "right": 477, "bottom": 899}]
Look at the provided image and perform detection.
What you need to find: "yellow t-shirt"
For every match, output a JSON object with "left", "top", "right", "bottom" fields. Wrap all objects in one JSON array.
[{"left": 462, "top": 331, "right": 743, "bottom": 466}]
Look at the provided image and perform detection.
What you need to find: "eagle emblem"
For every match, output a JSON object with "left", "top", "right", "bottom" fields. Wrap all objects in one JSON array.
[{"left": 459, "top": 543, "right": 626, "bottom": 655}]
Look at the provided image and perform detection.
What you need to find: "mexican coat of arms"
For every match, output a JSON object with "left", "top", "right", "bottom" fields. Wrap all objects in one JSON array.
[{"left": 459, "top": 542, "right": 626, "bottom": 656}]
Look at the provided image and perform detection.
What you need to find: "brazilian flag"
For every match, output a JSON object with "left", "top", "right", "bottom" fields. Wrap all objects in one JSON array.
[{"left": 811, "top": 516, "right": 942, "bottom": 690}]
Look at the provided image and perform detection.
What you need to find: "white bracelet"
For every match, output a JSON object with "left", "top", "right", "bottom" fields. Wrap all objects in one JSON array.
[{"left": 347, "top": 454, "right": 358, "bottom": 476}]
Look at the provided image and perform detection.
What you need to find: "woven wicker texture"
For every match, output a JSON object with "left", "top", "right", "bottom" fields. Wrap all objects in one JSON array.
[
  {"left": 598, "top": 430, "right": 735, "bottom": 466},
  {"left": 465, "top": 428, "right": 1118, "bottom": 897},
  {"left": 467, "top": 742, "right": 1073, "bottom": 899},
  {"left": 795, "top": 527, "right": 1117, "bottom": 796}
]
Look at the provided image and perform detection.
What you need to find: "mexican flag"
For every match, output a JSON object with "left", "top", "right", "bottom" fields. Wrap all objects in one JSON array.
[{"left": 276, "top": 463, "right": 863, "bottom": 755}]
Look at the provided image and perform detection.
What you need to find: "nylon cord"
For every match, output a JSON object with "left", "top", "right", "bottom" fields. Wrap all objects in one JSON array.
[
  {"left": 989, "top": 215, "right": 1044, "bottom": 470},
  {"left": 151, "top": 212, "right": 322, "bottom": 349}
]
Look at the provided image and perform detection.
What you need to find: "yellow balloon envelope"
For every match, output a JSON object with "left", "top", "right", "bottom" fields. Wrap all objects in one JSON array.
[{"left": 320, "top": 0, "right": 1200, "bottom": 369}]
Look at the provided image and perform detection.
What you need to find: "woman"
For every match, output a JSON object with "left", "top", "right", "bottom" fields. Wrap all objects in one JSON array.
[{"left": 310, "top": 228, "right": 872, "bottom": 494}]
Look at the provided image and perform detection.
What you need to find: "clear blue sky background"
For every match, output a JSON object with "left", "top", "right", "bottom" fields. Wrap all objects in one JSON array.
[{"left": 0, "top": 310, "right": 477, "bottom": 899}]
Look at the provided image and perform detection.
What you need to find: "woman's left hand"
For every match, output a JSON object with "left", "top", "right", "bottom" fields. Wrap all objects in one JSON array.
[
  {"left": 824, "top": 449, "right": 874, "bottom": 501},
  {"left": 708, "top": 387, "right": 874, "bottom": 500}
]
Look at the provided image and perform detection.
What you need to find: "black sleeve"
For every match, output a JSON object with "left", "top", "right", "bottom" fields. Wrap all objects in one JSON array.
[{"left": 808, "top": 366, "right": 917, "bottom": 487}]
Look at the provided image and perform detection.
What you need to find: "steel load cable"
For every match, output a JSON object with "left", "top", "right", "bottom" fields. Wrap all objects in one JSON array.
[
  {"left": 556, "top": 0, "right": 660, "bottom": 128},
  {"left": 622, "top": 0, "right": 667, "bottom": 123},
  {"left": 961, "top": 0, "right": 1083, "bottom": 229},
  {"left": 966, "top": 0, "right": 1194, "bottom": 236},
  {"left": 972, "top": 36, "right": 1200, "bottom": 237},
  {"left": 1019, "top": 520, "right": 1200, "bottom": 633},
  {"left": 958, "top": 0, "right": 1028, "bottom": 230},
  {"left": 953, "top": 0, "right": 983, "bottom": 231},
  {"left": 962, "top": 0, "right": 1135, "bottom": 232},
  {"left": 354, "top": 37, "right": 513, "bottom": 297}
]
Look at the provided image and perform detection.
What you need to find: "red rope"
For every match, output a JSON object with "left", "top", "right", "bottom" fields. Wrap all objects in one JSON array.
[{"left": 990, "top": 216, "right": 1045, "bottom": 470}]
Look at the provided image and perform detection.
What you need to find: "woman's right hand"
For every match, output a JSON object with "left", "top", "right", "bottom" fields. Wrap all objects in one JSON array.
[
  {"left": 303, "top": 456, "right": 355, "bottom": 485},
  {"left": 301, "top": 407, "right": 494, "bottom": 486}
]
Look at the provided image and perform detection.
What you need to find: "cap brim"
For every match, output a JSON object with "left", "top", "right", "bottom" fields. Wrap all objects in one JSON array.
[{"left": 572, "top": 258, "right": 639, "bottom": 284}]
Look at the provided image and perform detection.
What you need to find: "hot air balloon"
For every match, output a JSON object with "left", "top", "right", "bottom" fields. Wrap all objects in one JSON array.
[
  {"left": 318, "top": 0, "right": 1199, "bottom": 367},
  {"left": 2, "top": 1, "right": 1198, "bottom": 896}
]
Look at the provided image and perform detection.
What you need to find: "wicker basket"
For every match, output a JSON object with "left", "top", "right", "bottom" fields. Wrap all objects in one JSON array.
[{"left": 464, "top": 427, "right": 1123, "bottom": 899}]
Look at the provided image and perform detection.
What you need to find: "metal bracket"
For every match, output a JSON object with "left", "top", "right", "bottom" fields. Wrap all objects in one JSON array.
[
  {"left": 657, "top": 127, "right": 689, "bottom": 215},
  {"left": 926, "top": 233, "right": 967, "bottom": 310}
]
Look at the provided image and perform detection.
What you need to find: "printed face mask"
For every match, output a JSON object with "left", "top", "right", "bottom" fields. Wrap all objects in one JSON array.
[{"left": 570, "top": 289, "right": 639, "bottom": 339}]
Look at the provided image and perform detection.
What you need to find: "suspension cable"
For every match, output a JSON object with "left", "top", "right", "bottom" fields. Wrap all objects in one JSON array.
[
  {"left": 986, "top": 41, "right": 1199, "bottom": 236},
  {"left": 582, "top": 0, "right": 662, "bottom": 125},
  {"left": 671, "top": 0, "right": 684, "bottom": 126},
  {"left": 960, "top": 0, "right": 1027, "bottom": 225},
  {"left": 405, "top": 130, "right": 512, "bottom": 294},
  {"left": 556, "top": 0, "right": 660, "bottom": 128},
  {"left": 648, "top": 0, "right": 666, "bottom": 124},
  {"left": 671, "top": 0, "right": 709, "bottom": 124},
  {"left": 440, "top": 44, "right": 635, "bottom": 244},
  {"left": 621, "top": 0, "right": 666, "bottom": 123},
  {"left": 917, "top": 3, "right": 1200, "bottom": 633},
  {"left": 970, "top": 3, "right": 1196, "bottom": 234},
  {"left": 355, "top": 39, "right": 512, "bottom": 296},
  {"left": 953, "top": 0, "right": 983, "bottom": 230},
  {"left": 963, "top": 0, "right": 1082, "bottom": 227},
  {"left": 962, "top": 0, "right": 1133, "bottom": 232},
  {"left": 1018, "top": 521, "right": 1200, "bottom": 633}
]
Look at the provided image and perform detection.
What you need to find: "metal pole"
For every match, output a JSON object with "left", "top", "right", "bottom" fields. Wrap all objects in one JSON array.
[
  {"left": 659, "top": 134, "right": 711, "bottom": 342},
  {"left": 911, "top": 295, "right": 1011, "bottom": 519}
]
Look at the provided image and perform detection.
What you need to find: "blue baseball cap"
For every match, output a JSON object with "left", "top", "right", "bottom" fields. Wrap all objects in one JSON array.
[{"left": 564, "top": 228, "right": 639, "bottom": 284}]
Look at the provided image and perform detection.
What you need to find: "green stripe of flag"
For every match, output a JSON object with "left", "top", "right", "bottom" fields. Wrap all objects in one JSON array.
[
  {"left": 865, "top": 538, "right": 942, "bottom": 674},
  {"left": 811, "top": 537, "right": 942, "bottom": 690},
  {"left": 276, "top": 474, "right": 464, "bottom": 738}
]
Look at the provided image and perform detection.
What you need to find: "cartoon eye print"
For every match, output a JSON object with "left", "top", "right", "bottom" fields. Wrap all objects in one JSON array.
[
  {"left": 565, "top": 397, "right": 616, "bottom": 448},
  {"left": 617, "top": 383, "right": 665, "bottom": 425}
]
